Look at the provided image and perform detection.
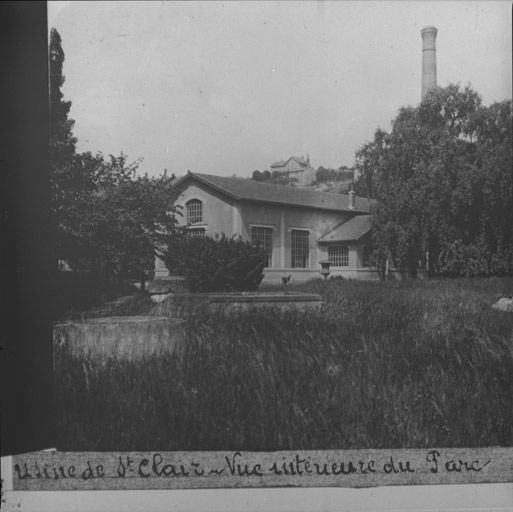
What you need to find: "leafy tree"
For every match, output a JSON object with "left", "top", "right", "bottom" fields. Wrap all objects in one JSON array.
[
  {"left": 49, "top": 29, "right": 183, "bottom": 289},
  {"left": 252, "top": 170, "right": 271, "bottom": 182},
  {"left": 271, "top": 170, "right": 282, "bottom": 181},
  {"left": 316, "top": 166, "right": 353, "bottom": 185},
  {"left": 252, "top": 170, "right": 263, "bottom": 181},
  {"left": 355, "top": 84, "right": 512, "bottom": 277},
  {"left": 49, "top": 27, "right": 82, "bottom": 264},
  {"left": 49, "top": 28, "right": 77, "bottom": 165},
  {"left": 269, "top": 170, "right": 293, "bottom": 186},
  {"left": 335, "top": 167, "right": 354, "bottom": 181},
  {"left": 435, "top": 98, "right": 513, "bottom": 275},
  {"left": 63, "top": 153, "right": 183, "bottom": 289},
  {"left": 316, "top": 166, "right": 329, "bottom": 183},
  {"left": 97, "top": 167, "right": 183, "bottom": 290},
  {"left": 354, "top": 129, "right": 391, "bottom": 199},
  {"left": 162, "top": 233, "right": 266, "bottom": 292}
]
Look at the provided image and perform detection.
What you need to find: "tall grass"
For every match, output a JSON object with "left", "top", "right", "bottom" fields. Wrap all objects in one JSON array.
[{"left": 54, "top": 278, "right": 513, "bottom": 451}]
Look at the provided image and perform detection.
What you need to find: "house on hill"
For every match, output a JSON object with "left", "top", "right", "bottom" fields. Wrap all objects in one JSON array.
[
  {"left": 270, "top": 155, "right": 316, "bottom": 187},
  {"left": 155, "top": 172, "right": 377, "bottom": 282}
]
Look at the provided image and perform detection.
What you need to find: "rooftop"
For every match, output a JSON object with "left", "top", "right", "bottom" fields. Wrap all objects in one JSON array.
[
  {"left": 318, "top": 215, "right": 372, "bottom": 242},
  {"left": 270, "top": 156, "right": 308, "bottom": 168},
  {"left": 174, "top": 172, "right": 374, "bottom": 213}
]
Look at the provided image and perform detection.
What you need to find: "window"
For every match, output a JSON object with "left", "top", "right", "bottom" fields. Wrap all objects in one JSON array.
[
  {"left": 362, "top": 246, "right": 374, "bottom": 267},
  {"left": 252, "top": 226, "right": 273, "bottom": 267},
  {"left": 186, "top": 199, "right": 203, "bottom": 224},
  {"left": 188, "top": 228, "right": 205, "bottom": 238},
  {"left": 291, "top": 230, "right": 309, "bottom": 268},
  {"left": 328, "top": 246, "right": 349, "bottom": 267}
]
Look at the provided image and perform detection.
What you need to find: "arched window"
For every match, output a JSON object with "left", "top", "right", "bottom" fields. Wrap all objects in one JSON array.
[{"left": 186, "top": 199, "right": 203, "bottom": 224}]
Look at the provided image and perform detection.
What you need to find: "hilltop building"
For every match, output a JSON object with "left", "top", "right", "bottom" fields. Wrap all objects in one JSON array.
[
  {"left": 155, "top": 172, "right": 376, "bottom": 282},
  {"left": 270, "top": 155, "right": 316, "bottom": 187}
]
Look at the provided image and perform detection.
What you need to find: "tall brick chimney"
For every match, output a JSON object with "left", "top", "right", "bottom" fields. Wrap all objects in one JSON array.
[{"left": 421, "top": 25, "right": 438, "bottom": 100}]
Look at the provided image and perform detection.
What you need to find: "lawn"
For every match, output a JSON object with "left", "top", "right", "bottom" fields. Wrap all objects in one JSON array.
[{"left": 54, "top": 277, "right": 513, "bottom": 451}]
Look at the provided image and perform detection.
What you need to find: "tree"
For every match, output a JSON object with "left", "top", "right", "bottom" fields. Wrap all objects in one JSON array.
[
  {"left": 316, "top": 166, "right": 329, "bottom": 183},
  {"left": 49, "top": 29, "right": 183, "bottom": 289},
  {"left": 252, "top": 170, "right": 263, "bottom": 181},
  {"left": 435, "top": 99, "right": 513, "bottom": 275},
  {"left": 49, "top": 28, "right": 77, "bottom": 165},
  {"left": 49, "top": 28, "right": 82, "bottom": 264},
  {"left": 62, "top": 153, "right": 183, "bottom": 289},
  {"left": 336, "top": 166, "right": 354, "bottom": 181},
  {"left": 269, "top": 170, "right": 293, "bottom": 186},
  {"left": 355, "top": 84, "right": 512, "bottom": 277},
  {"left": 96, "top": 167, "right": 184, "bottom": 289},
  {"left": 353, "top": 129, "right": 388, "bottom": 199}
]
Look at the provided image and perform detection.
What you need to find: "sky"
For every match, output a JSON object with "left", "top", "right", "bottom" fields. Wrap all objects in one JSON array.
[{"left": 49, "top": 1, "right": 512, "bottom": 178}]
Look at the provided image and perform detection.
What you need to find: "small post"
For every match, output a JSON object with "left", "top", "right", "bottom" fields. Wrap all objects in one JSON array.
[{"left": 348, "top": 181, "right": 356, "bottom": 210}]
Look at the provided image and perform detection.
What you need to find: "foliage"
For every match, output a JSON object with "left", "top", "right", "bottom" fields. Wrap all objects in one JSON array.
[
  {"left": 354, "top": 84, "right": 513, "bottom": 277},
  {"left": 251, "top": 170, "right": 271, "bottom": 182},
  {"left": 316, "top": 166, "right": 353, "bottom": 183},
  {"left": 49, "top": 27, "right": 81, "bottom": 263},
  {"left": 54, "top": 277, "right": 513, "bottom": 451},
  {"left": 270, "top": 171, "right": 293, "bottom": 186},
  {"left": 62, "top": 152, "right": 183, "bottom": 287},
  {"left": 251, "top": 169, "right": 296, "bottom": 186},
  {"left": 252, "top": 166, "right": 354, "bottom": 189},
  {"left": 49, "top": 29, "right": 183, "bottom": 288},
  {"left": 162, "top": 233, "right": 266, "bottom": 292},
  {"left": 49, "top": 28, "right": 77, "bottom": 166}
]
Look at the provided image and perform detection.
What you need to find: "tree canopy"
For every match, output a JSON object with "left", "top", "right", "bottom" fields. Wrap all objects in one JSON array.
[
  {"left": 354, "top": 84, "right": 512, "bottom": 277},
  {"left": 49, "top": 28, "right": 183, "bottom": 288},
  {"left": 49, "top": 28, "right": 77, "bottom": 165},
  {"left": 316, "top": 166, "right": 353, "bottom": 184}
]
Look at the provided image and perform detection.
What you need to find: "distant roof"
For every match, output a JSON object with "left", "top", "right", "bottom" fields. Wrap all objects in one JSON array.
[
  {"left": 290, "top": 156, "right": 308, "bottom": 165},
  {"left": 270, "top": 156, "right": 308, "bottom": 168},
  {"left": 173, "top": 172, "right": 374, "bottom": 213},
  {"left": 318, "top": 215, "right": 372, "bottom": 242}
]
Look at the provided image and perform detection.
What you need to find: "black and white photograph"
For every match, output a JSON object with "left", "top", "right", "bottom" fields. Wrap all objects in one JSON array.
[{"left": 2, "top": 0, "right": 513, "bottom": 505}]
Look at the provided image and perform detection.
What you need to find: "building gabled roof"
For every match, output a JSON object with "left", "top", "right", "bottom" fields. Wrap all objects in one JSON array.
[
  {"left": 289, "top": 156, "right": 308, "bottom": 166},
  {"left": 318, "top": 215, "right": 372, "bottom": 242},
  {"left": 270, "top": 156, "right": 308, "bottom": 169},
  {"left": 173, "top": 171, "right": 374, "bottom": 213}
]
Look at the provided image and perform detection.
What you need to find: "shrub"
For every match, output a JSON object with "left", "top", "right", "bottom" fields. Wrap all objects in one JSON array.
[
  {"left": 437, "top": 239, "right": 492, "bottom": 276},
  {"left": 162, "top": 233, "right": 266, "bottom": 292}
]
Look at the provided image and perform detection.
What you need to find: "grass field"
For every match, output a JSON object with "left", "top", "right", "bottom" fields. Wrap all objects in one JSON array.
[{"left": 54, "top": 277, "right": 513, "bottom": 451}]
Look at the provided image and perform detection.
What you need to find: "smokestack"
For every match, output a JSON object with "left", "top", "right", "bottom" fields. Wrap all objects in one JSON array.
[{"left": 421, "top": 25, "right": 438, "bottom": 100}]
